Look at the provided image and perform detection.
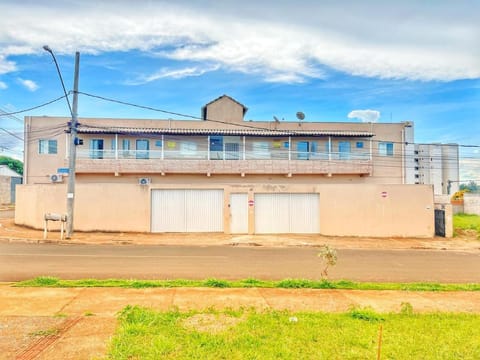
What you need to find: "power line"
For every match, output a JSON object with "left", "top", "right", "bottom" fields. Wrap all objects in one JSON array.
[
  {"left": 77, "top": 91, "right": 480, "bottom": 149},
  {"left": 0, "top": 95, "right": 67, "bottom": 117}
]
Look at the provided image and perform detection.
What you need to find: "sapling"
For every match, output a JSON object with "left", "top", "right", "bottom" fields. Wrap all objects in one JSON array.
[{"left": 317, "top": 244, "right": 337, "bottom": 279}]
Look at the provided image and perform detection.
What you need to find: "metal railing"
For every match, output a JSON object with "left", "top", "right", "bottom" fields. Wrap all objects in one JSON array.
[{"left": 77, "top": 149, "right": 371, "bottom": 161}]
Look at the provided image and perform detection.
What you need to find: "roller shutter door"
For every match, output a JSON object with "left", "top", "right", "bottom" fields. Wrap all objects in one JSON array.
[
  {"left": 254, "top": 193, "right": 319, "bottom": 234},
  {"left": 151, "top": 189, "right": 224, "bottom": 232}
]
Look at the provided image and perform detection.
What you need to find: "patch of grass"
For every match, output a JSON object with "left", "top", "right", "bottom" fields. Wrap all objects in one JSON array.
[
  {"left": 16, "top": 276, "right": 480, "bottom": 292},
  {"left": 203, "top": 278, "right": 230, "bottom": 288},
  {"left": 84, "top": 311, "right": 95, "bottom": 316},
  {"left": 107, "top": 306, "right": 480, "bottom": 360},
  {"left": 454, "top": 213, "right": 480, "bottom": 236},
  {"left": 348, "top": 306, "right": 385, "bottom": 322},
  {"left": 29, "top": 328, "right": 59, "bottom": 337}
]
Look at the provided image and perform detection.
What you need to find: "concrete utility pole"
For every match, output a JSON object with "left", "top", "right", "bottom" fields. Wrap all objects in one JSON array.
[
  {"left": 43, "top": 46, "right": 80, "bottom": 238},
  {"left": 66, "top": 52, "right": 80, "bottom": 238}
]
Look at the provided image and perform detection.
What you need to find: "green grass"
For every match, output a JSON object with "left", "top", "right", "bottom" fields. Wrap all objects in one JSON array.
[
  {"left": 106, "top": 306, "right": 480, "bottom": 359},
  {"left": 16, "top": 276, "right": 480, "bottom": 292},
  {"left": 454, "top": 213, "right": 480, "bottom": 234}
]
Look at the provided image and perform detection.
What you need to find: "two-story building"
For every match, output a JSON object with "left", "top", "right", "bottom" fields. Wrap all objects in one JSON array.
[{"left": 17, "top": 95, "right": 436, "bottom": 237}]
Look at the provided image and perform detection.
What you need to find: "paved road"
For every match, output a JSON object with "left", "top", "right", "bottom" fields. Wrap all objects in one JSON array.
[{"left": 1, "top": 243, "right": 479, "bottom": 282}]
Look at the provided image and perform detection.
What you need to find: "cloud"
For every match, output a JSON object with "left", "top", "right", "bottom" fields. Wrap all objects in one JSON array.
[
  {"left": 347, "top": 110, "right": 381, "bottom": 123},
  {"left": 128, "top": 64, "right": 220, "bottom": 85},
  {"left": 0, "top": 81, "right": 7, "bottom": 90},
  {"left": 0, "top": 55, "right": 16, "bottom": 74},
  {"left": 459, "top": 158, "right": 480, "bottom": 182},
  {"left": 0, "top": 1, "right": 478, "bottom": 82},
  {"left": 18, "top": 78, "right": 38, "bottom": 91}
]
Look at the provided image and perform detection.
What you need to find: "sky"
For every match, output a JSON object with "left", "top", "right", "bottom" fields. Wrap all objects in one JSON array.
[{"left": 0, "top": 0, "right": 479, "bottom": 181}]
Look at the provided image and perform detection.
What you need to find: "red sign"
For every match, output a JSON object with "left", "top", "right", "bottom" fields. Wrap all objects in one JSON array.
[
  {"left": 381, "top": 191, "right": 388, "bottom": 198},
  {"left": 248, "top": 200, "right": 255, "bottom": 206}
]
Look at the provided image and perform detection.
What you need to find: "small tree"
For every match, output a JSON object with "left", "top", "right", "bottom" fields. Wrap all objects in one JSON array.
[
  {"left": 317, "top": 244, "right": 337, "bottom": 279},
  {"left": 0, "top": 156, "right": 23, "bottom": 175}
]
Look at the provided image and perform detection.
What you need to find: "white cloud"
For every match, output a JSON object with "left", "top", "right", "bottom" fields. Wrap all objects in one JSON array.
[
  {"left": 459, "top": 158, "right": 480, "bottom": 182},
  {"left": 0, "top": 1, "right": 478, "bottom": 82},
  {"left": 0, "top": 81, "right": 7, "bottom": 90},
  {"left": 0, "top": 55, "right": 16, "bottom": 74},
  {"left": 347, "top": 110, "right": 381, "bottom": 123},
  {"left": 18, "top": 78, "right": 39, "bottom": 91},
  {"left": 129, "top": 65, "right": 220, "bottom": 85}
]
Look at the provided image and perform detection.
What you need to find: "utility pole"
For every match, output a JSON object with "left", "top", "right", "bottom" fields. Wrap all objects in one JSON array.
[{"left": 66, "top": 52, "right": 80, "bottom": 238}]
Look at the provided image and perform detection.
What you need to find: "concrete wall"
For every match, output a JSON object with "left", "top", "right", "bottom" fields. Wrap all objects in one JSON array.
[
  {"left": 15, "top": 182, "right": 434, "bottom": 237},
  {"left": 464, "top": 194, "right": 480, "bottom": 215},
  {"left": 0, "top": 176, "right": 10, "bottom": 204}
]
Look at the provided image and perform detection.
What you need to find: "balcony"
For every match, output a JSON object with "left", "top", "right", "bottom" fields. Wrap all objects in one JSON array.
[{"left": 74, "top": 149, "right": 373, "bottom": 176}]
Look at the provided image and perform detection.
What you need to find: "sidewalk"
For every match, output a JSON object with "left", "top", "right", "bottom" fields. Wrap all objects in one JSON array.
[
  {"left": 1, "top": 217, "right": 480, "bottom": 252},
  {"left": 2, "top": 284, "right": 480, "bottom": 359}
]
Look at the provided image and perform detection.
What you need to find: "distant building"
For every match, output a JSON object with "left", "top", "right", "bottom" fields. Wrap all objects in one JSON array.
[
  {"left": 410, "top": 144, "right": 459, "bottom": 196},
  {"left": 0, "top": 165, "right": 22, "bottom": 204}
]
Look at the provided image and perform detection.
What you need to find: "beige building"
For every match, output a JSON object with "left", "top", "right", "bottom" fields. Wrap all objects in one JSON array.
[{"left": 17, "top": 95, "right": 435, "bottom": 237}]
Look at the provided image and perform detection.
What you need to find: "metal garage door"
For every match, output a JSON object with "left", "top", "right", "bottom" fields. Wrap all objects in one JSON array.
[
  {"left": 230, "top": 193, "right": 248, "bottom": 233},
  {"left": 254, "top": 193, "right": 319, "bottom": 234},
  {"left": 151, "top": 189, "right": 224, "bottom": 232}
]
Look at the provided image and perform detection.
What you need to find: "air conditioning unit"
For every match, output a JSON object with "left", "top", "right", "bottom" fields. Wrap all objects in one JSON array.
[
  {"left": 49, "top": 174, "right": 63, "bottom": 183},
  {"left": 138, "top": 177, "right": 151, "bottom": 185}
]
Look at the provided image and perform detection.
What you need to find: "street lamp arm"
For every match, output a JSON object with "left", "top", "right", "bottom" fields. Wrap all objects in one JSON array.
[{"left": 43, "top": 45, "right": 73, "bottom": 116}]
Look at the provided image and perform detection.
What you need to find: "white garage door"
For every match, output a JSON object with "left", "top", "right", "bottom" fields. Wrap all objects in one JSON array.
[
  {"left": 254, "top": 193, "right": 319, "bottom": 234},
  {"left": 151, "top": 189, "right": 224, "bottom": 232}
]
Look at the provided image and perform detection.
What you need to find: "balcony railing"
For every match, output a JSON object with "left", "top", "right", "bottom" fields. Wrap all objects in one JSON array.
[
  {"left": 75, "top": 149, "right": 372, "bottom": 175},
  {"left": 77, "top": 149, "right": 371, "bottom": 161}
]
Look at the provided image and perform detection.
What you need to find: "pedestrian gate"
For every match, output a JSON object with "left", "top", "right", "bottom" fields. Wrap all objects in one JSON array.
[{"left": 434, "top": 209, "right": 445, "bottom": 237}]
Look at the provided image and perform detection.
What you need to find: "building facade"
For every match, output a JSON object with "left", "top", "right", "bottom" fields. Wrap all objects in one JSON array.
[{"left": 17, "top": 95, "right": 437, "bottom": 237}]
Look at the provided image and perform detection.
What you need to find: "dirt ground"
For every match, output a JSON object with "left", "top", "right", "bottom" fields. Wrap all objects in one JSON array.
[{"left": 1, "top": 216, "right": 479, "bottom": 252}]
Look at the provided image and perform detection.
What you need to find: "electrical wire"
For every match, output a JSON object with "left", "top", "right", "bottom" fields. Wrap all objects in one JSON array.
[
  {"left": 0, "top": 95, "right": 67, "bottom": 117},
  {"left": 77, "top": 91, "right": 480, "bottom": 149}
]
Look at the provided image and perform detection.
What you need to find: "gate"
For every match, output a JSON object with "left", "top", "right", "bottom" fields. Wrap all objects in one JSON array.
[{"left": 434, "top": 209, "right": 445, "bottom": 237}]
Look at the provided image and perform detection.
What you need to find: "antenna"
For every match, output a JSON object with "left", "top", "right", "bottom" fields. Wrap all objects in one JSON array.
[
  {"left": 273, "top": 116, "right": 280, "bottom": 123},
  {"left": 296, "top": 111, "right": 305, "bottom": 121}
]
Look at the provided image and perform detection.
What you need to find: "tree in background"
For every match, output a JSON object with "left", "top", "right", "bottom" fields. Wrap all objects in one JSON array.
[
  {"left": 0, "top": 156, "right": 23, "bottom": 175},
  {"left": 460, "top": 181, "right": 478, "bottom": 193}
]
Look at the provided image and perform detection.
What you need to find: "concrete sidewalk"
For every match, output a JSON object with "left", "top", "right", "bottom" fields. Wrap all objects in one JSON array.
[
  {"left": 2, "top": 284, "right": 480, "bottom": 359},
  {"left": 1, "top": 217, "right": 480, "bottom": 252}
]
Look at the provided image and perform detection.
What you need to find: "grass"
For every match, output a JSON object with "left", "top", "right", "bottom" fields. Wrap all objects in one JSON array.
[
  {"left": 106, "top": 306, "right": 480, "bottom": 359},
  {"left": 16, "top": 276, "right": 480, "bottom": 291},
  {"left": 454, "top": 213, "right": 480, "bottom": 235}
]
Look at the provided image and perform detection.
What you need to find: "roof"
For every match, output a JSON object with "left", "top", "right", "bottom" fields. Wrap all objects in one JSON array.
[
  {"left": 76, "top": 126, "right": 374, "bottom": 137},
  {"left": 0, "top": 165, "right": 22, "bottom": 177}
]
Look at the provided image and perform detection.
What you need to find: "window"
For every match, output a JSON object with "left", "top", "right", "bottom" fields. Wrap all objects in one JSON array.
[
  {"left": 210, "top": 136, "right": 223, "bottom": 151},
  {"left": 225, "top": 142, "right": 240, "bottom": 160},
  {"left": 155, "top": 140, "right": 163, "bottom": 147},
  {"left": 356, "top": 141, "right": 364, "bottom": 148},
  {"left": 136, "top": 139, "right": 150, "bottom": 159},
  {"left": 90, "top": 139, "right": 104, "bottom": 159},
  {"left": 180, "top": 141, "right": 197, "bottom": 156},
  {"left": 122, "top": 139, "right": 130, "bottom": 157},
  {"left": 338, "top": 141, "right": 351, "bottom": 159},
  {"left": 39, "top": 139, "right": 57, "bottom": 154},
  {"left": 379, "top": 142, "right": 394, "bottom": 156},
  {"left": 111, "top": 138, "right": 117, "bottom": 150},
  {"left": 252, "top": 141, "right": 270, "bottom": 159},
  {"left": 297, "top": 141, "right": 310, "bottom": 160}
]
